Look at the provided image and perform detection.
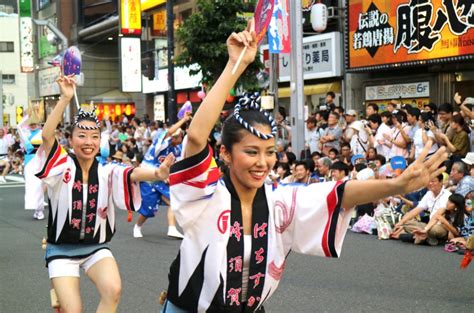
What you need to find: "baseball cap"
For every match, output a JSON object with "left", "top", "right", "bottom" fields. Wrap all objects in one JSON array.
[
  {"left": 390, "top": 156, "right": 407, "bottom": 171},
  {"left": 351, "top": 154, "right": 366, "bottom": 166},
  {"left": 464, "top": 97, "right": 474, "bottom": 105},
  {"left": 345, "top": 109, "right": 357, "bottom": 116},
  {"left": 461, "top": 152, "right": 474, "bottom": 165}
]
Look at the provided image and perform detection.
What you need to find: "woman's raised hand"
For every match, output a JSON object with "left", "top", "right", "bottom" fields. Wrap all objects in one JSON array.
[
  {"left": 154, "top": 153, "right": 175, "bottom": 181},
  {"left": 227, "top": 18, "right": 257, "bottom": 67},
  {"left": 395, "top": 141, "right": 447, "bottom": 194},
  {"left": 56, "top": 75, "right": 76, "bottom": 101}
]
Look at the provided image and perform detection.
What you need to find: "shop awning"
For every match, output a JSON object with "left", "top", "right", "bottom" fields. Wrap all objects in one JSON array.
[
  {"left": 86, "top": 89, "right": 133, "bottom": 104},
  {"left": 141, "top": 0, "right": 166, "bottom": 11},
  {"left": 277, "top": 82, "right": 341, "bottom": 98}
]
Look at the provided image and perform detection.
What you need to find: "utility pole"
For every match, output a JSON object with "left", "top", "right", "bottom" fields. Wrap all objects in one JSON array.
[
  {"left": 289, "top": 0, "right": 305, "bottom": 156},
  {"left": 269, "top": 53, "right": 279, "bottom": 136},
  {"left": 166, "top": 0, "right": 176, "bottom": 125}
]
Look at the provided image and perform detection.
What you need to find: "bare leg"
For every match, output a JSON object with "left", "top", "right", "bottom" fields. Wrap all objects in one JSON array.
[
  {"left": 86, "top": 257, "right": 121, "bottom": 313},
  {"left": 51, "top": 277, "right": 82, "bottom": 313},
  {"left": 161, "top": 196, "right": 176, "bottom": 227},
  {"left": 136, "top": 214, "right": 147, "bottom": 227},
  {"left": 162, "top": 196, "right": 183, "bottom": 238}
]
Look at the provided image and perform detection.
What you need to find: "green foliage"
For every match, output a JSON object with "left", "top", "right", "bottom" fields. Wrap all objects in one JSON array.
[{"left": 176, "top": 0, "right": 263, "bottom": 91}]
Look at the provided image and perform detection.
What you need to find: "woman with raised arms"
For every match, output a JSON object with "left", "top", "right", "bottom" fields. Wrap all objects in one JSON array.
[
  {"left": 162, "top": 20, "right": 448, "bottom": 313},
  {"left": 36, "top": 75, "right": 174, "bottom": 313}
]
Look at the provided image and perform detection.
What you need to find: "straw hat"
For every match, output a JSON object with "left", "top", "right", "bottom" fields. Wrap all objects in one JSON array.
[{"left": 112, "top": 151, "right": 124, "bottom": 160}]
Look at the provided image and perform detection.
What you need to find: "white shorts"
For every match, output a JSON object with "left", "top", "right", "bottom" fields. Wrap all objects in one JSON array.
[{"left": 48, "top": 249, "right": 114, "bottom": 278}]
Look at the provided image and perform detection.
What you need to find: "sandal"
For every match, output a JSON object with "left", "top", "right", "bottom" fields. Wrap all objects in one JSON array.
[{"left": 444, "top": 243, "right": 458, "bottom": 253}]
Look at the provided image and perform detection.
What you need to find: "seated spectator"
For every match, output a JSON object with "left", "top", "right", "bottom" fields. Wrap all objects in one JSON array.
[
  {"left": 366, "top": 147, "right": 377, "bottom": 162},
  {"left": 413, "top": 193, "right": 466, "bottom": 246},
  {"left": 392, "top": 174, "right": 451, "bottom": 244},
  {"left": 450, "top": 197, "right": 474, "bottom": 247},
  {"left": 450, "top": 161, "right": 474, "bottom": 198},
  {"left": 438, "top": 114, "right": 470, "bottom": 163},
  {"left": 281, "top": 161, "right": 312, "bottom": 185},
  {"left": 331, "top": 161, "right": 350, "bottom": 181},
  {"left": 310, "top": 151, "right": 322, "bottom": 172},
  {"left": 315, "top": 157, "right": 332, "bottom": 182},
  {"left": 328, "top": 148, "right": 338, "bottom": 161},
  {"left": 339, "top": 142, "right": 352, "bottom": 165}
]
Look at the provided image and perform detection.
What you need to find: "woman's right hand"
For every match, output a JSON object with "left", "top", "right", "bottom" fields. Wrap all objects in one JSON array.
[
  {"left": 227, "top": 18, "right": 257, "bottom": 67},
  {"left": 56, "top": 75, "right": 76, "bottom": 101}
]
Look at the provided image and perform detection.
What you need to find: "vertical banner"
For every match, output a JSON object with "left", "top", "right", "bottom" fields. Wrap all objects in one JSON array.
[
  {"left": 120, "top": 0, "right": 142, "bottom": 35},
  {"left": 153, "top": 94, "right": 165, "bottom": 122},
  {"left": 19, "top": 0, "right": 33, "bottom": 72},
  {"left": 268, "top": 0, "right": 291, "bottom": 53},
  {"left": 120, "top": 37, "right": 142, "bottom": 92}
]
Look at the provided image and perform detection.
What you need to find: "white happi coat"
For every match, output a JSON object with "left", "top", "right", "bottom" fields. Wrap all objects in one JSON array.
[
  {"left": 34, "top": 140, "right": 141, "bottom": 244},
  {"left": 169, "top": 145, "right": 352, "bottom": 312}
]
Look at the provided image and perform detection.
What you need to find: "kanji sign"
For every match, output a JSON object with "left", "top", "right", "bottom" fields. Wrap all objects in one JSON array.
[
  {"left": 347, "top": 0, "right": 474, "bottom": 71},
  {"left": 120, "top": 0, "right": 142, "bottom": 35},
  {"left": 262, "top": 32, "right": 341, "bottom": 81}
]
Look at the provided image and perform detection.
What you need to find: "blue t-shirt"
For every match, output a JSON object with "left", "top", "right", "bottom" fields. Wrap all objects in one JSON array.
[{"left": 142, "top": 131, "right": 182, "bottom": 167}]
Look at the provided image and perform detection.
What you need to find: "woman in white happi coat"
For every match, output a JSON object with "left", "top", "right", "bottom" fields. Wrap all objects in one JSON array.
[
  {"left": 161, "top": 21, "right": 449, "bottom": 313},
  {"left": 36, "top": 75, "right": 174, "bottom": 313}
]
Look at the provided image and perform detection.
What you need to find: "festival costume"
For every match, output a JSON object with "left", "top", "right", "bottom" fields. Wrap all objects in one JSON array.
[
  {"left": 34, "top": 139, "right": 141, "bottom": 265},
  {"left": 138, "top": 131, "right": 182, "bottom": 218},
  {"left": 165, "top": 144, "right": 351, "bottom": 312},
  {"left": 17, "top": 117, "right": 45, "bottom": 213}
]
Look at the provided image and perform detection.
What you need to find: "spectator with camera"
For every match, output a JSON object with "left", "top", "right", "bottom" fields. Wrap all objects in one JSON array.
[{"left": 411, "top": 112, "right": 438, "bottom": 159}]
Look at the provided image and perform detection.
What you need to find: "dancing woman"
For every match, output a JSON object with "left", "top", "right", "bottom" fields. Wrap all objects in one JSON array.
[
  {"left": 162, "top": 21, "right": 448, "bottom": 312},
  {"left": 36, "top": 75, "right": 173, "bottom": 313}
]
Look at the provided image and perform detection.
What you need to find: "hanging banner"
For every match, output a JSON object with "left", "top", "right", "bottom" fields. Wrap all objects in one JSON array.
[
  {"left": 120, "top": 37, "right": 142, "bottom": 92},
  {"left": 254, "top": 0, "right": 275, "bottom": 45},
  {"left": 268, "top": 0, "right": 290, "bottom": 53},
  {"left": 120, "top": 0, "right": 142, "bottom": 35},
  {"left": 347, "top": 0, "right": 474, "bottom": 71}
]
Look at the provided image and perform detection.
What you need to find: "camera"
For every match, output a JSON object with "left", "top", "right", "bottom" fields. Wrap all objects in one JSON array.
[{"left": 424, "top": 122, "right": 430, "bottom": 131}]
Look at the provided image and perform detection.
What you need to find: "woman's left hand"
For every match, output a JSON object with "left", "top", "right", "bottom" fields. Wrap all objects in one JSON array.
[
  {"left": 395, "top": 141, "right": 447, "bottom": 194},
  {"left": 155, "top": 153, "right": 175, "bottom": 181}
]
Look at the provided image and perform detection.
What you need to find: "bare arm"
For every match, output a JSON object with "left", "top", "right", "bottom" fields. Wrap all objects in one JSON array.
[
  {"left": 341, "top": 142, "right": 447, "bottom": 209},
  {"left": 42, "top": 75, "right": 75, "bottom": 155},
  {"left": 130, "top": 153, "right": 174, "bottom": 183},
  {"left": 185, "top": 20, "right": 257, "bottom": 158},
  {"left": 165, "top": 112, "right": 192, "bottom": 139}
]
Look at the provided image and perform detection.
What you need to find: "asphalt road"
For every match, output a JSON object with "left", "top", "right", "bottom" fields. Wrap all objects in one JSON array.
[{"left": 0, "top": 181, "right": 472, "bottom": 313}]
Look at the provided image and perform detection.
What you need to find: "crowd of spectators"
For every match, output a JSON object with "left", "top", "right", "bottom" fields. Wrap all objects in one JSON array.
[{"left": 1, "top": 91, "right": 473, "bottom": 257}]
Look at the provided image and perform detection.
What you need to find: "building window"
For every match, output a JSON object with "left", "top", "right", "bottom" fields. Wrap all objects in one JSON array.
[
  {"left": 2, "top": 74, "right": 15, "bottom": 84},
  {"left": 0, "top": 41, "right": 14, "bottom": 52}
]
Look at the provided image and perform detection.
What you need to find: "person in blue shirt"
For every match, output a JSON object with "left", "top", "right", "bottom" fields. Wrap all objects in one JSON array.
[{"left": 133, "top": 113, "right": 192, "bottom": 239}]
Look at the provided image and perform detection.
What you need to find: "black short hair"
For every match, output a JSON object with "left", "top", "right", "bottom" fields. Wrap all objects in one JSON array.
[
  {"left": 295, "top": 160, "right": 310, "bottom": 171},
  {"left": 438, "top": 102, "right": 453, "bottom": 114},
  {"left": 311, "top": 151, "right": 322, "bottom": 158},
  {"left": 367, "top": 113, "right": 382, "bottom": 125},
  {"left": 331, "top": 161, "right": 349, "bottom": 175},
  {"left": 406, "top": 107, "right": 421, "bottom": 119},
  {"left": 367, "top": 103, "right": 379, "bottom": 112},
  {"left": 374, "top": 154, "right": 386, "bottom": 165},
  {"left": 355, "top": 163, "right": 367, "bottom": 172},
  {"left": 329, "top": 148, "right": 339, "bottom": 155},
  {"left": 326, "top": 91, "right": 336, "bottom": 99}
]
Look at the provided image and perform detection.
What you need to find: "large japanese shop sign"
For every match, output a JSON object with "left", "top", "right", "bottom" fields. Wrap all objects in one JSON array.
[{"left": 347, "top": 0, "right": 474, "bottom": 71}]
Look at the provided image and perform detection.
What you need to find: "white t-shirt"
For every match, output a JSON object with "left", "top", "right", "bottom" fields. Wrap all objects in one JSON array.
[
  {"left": 413, "top": 128, "right": 437, "bottom": 159},
  {"left": 417, "top": 188, "right": 451, "bottom": 219},
  {"left": 374, "top": 123, "right": 392, "bottom": 156}
]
